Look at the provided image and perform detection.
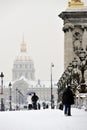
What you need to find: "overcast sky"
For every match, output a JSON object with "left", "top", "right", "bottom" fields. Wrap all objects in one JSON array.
[{"left": 0, "top": 0, "right": 87, "bottom": 82}]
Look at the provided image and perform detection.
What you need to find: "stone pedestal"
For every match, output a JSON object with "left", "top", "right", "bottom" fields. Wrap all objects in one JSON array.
[
  {"left": 59, "top": 6, "right": 87, "bottom": 69},
  {"left": 77, "top": 93, "right": 87, "bottom": 110}
]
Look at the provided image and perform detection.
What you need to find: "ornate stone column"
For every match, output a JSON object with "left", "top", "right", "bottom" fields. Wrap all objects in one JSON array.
[
  {"left": 63, "top": 24, "right": 74, "bottom": 69},
  {"left": 59, "top": 5, "right": 87, "bottom": 70}
]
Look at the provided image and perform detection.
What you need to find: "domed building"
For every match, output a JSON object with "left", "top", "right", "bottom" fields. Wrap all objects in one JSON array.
[
  {"left": 12, "top": 36, "right": 35, "bottom": 81},
  {"left": 1, "top": 37, "right": 58, "bottom": 110}
]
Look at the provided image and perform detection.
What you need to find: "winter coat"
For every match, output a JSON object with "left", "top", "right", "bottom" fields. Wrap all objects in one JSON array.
[
  {"left": 62, "top": 87, "right": 74, "bottom": 105},
  {"left": 31, "top": 94, "right": 39, "bottom": 104},
  {"left": 27, "top": 95, "right": 32, "bottom": 105}
]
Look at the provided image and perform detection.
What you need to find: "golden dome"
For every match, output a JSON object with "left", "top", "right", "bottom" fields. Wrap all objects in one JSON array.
[{"left": 15, "top": 36, "right": 32, "bottom": 61}]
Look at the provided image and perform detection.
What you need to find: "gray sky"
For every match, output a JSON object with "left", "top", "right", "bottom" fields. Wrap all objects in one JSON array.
[{"left": 0, "top": 0, "right": 87, "bottom": 82}]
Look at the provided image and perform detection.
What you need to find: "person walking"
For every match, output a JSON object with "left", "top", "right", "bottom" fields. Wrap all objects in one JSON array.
[
  {"left": 27, "top": 93, "right": 32, "bottom": 110},
  {"left": 62, "top": 85, "right": 74, "bottom": 116},
  {"left": 31, "top": 93, "right": 39, "bottom": 110}
]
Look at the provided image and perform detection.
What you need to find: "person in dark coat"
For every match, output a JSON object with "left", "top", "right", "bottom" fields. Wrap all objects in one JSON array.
[
  {"left": 31, "top": 93, "right": 39, "bottom": 110},
  {"left": 62, "top": 85, "right": 74, "bottom": 116}
]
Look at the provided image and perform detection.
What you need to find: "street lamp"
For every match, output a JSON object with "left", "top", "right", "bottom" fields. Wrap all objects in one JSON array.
[
  {"left": 16, "top": 88, "right": 18, "bottom": 110},
  {"left": 9, "top": 82, "right": 12, "bottom": 111},
  {"left": 16, "top": 88, "right": 24, "bottom": 110},
  {"left": 0, "top": 72, "right": 4, "bottom": 111},
  {"left": 51, "top": 63, "right": 54, "bottom": 109},
  {"left": 15, "top": 88, "right": 20, "bottom": 110},
  {"left": 18, "top": 90, "right": 20, "bottom": 110},
  {"left": 0, "top": 72, "right": 4, "bottom": 94}
]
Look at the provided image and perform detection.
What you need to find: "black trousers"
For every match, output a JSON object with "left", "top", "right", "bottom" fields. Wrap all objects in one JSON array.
[
  {"left": 32, "top": 103, "right": 37, "bottom": 110},
  {"left": 64, "top": 104, "right": 71, "bottom": 115},
  {"left": 28, "top": 104, "right": 32, "bottom": 110}
]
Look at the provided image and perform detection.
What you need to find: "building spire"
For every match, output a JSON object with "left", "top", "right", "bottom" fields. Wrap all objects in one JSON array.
[
  {"left": 21, "top": 34, "right": 27, "bottom": 52},
  {"left": 68, "top": 0, "right": 84, "bottom": 7}
]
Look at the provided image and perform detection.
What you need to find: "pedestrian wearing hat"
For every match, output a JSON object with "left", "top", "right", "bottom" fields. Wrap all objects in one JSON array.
[{"left": 62, "top": 85, "right": 74, "bottom": 116}]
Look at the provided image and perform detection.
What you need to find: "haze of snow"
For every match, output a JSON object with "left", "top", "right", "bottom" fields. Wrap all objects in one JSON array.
[{"left": 0, "top": 108, "right": 87, "bottom": 130}]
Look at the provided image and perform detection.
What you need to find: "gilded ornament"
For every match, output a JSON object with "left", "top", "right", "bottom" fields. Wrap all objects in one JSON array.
[{"left": 68, "top": 0, "right": 84, "bottom": 7}]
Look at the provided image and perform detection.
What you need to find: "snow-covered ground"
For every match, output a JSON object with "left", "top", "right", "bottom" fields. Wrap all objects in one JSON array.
[{"left": 0, "top": 108, "right": 87, "bottom": 130}]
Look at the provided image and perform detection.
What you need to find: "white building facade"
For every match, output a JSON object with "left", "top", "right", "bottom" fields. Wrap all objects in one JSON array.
[{"left": 3, "top": 37, "right": 58, "bottom": 109}]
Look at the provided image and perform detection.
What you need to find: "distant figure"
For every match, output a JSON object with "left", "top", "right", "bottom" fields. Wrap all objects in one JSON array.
[
  {"left": 59, "top": 102, "right": 63, "bottom": 110},
  {"left": 31, "top": 93, "right": 39, "bottom": 110},
  {"left": 62, "top": 85, "right": 74, "bottom": 116},
  {"left": 27, "top": 94, "right": 32, "bottom": 110},
  {"left": 46, "top": 104, "right": 49, "bottom": 109},
  {"left": 51, "top": 94, "right": 55, "bottom": 109},
  {"left": 37, "top": 102, "right": 41, "bottom": 110},
  {"left": 42, "top": 102, "right": 46, "bottom": 109}
]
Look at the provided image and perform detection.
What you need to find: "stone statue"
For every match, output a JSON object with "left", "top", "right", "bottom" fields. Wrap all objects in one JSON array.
[
  {"left": 68, "top": 0, "right": 84, "bottom": 7},
  {"left": 72, "top": 0, "right": 81, "bottom": 2},
  {"left": 73, "top": 31, "right": 82, "bottom": 52}
]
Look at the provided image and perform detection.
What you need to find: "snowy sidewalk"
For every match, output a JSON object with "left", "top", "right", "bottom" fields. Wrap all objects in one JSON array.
[{"left": 0, "top": 108, "right": 87, "bottom": 130}]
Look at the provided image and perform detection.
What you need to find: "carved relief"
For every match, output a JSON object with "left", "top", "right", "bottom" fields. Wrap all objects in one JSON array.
[
  {"left": 82, "top": 25, "right": 87, "bottom": 31},
  {"left": 63, "top": 24, "right": 74, "bottom": 33},
  {"left": 73, "top": 30, "right": 82, "bottom": 53}
]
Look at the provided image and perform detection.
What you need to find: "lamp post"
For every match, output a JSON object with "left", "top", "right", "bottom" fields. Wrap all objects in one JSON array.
[
  {"left": 57, "top": 83, "right": 59, "bottom": 106},
  {"left": 0, "top": 72, "right": 4, "bottom": 94},
  {"left": 16, "top": 88, "right": 18, "bottom": 110},
  {"left": 0, "top": 72, "right": 4, "bottom": 111},
  {"left": 9, "top": 82, "right": 12, "bottom": 111},
  {"left": 16, "top": 88, "right": 24, "bottom": 110},
  {"left": 15, "top": 88, "right": 20, "bottom": 110},
  {"left": 18, "top": 90, "right": 20, "bottom": 110},
  {"left": 51, "top": 63, "right": 54, "bottom": 109}
]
